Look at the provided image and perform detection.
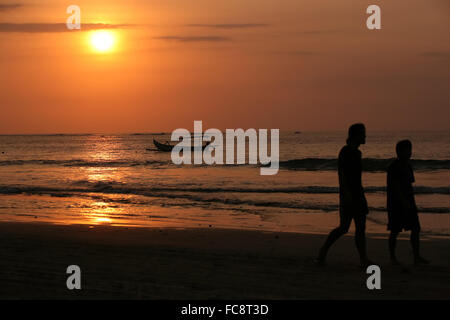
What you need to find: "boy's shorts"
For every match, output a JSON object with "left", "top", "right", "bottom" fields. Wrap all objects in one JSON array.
[{"left": 388, "top": 210, "right": 421, "bottom": 233}]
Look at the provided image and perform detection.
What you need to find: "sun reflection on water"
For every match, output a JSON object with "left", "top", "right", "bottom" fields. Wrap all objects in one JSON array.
[
  {"left": 82, "top": 201, "right": 123, "bottom": 225},
  {"left": 78, "top": 136, "right": 128, "bottom": 225}
]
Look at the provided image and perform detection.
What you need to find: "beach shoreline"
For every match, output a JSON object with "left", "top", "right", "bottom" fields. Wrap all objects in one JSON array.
[{"left": 0, "top": 220, "right": 449, "bottom": 299}]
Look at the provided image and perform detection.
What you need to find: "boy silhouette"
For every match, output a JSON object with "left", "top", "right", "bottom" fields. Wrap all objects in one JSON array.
[
  {"left": 316, "top": 123, "right": 374, "bottom": 268},
  {"left": 387, "top": 140, "right": 429, "bottom": 265}
]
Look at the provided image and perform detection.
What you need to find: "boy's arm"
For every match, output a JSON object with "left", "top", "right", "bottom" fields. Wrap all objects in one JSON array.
[{"left": 392, "top": 177, "right": 412, "bottom": 210}]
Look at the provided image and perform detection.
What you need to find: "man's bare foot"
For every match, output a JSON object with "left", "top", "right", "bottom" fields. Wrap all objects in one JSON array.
[
  {"left": 314, "top": 256, "right": 326, "bottom": 266},
  {"left": 315, "top": 248, "right": 327, "bottom": 266},
  {"left": 414, "top": 256, "right": 430, "bottom": 265}
]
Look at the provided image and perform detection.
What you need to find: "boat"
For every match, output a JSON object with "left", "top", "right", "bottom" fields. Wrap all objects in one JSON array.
[
  {"left": 152, "top": 139, "right": 211, "bottom": 152},
  {"left": 153, "top": 139, "right": 173, "bottom": 152}
]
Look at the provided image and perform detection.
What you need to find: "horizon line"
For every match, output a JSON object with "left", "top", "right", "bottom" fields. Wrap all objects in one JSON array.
[{"left": 0, "top": 129, "right": 449, "bottom": 135}]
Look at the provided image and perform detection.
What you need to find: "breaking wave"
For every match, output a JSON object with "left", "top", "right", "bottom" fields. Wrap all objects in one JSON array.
[{"left": 278, "top": 158, "right": 450, "bottom": 171}]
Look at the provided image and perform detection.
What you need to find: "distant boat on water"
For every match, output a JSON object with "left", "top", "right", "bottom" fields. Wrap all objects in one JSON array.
[
  {"left": 151, "top": 139, "right": 211, "bottom": 152},
  {"left": 152, "top": 139, "right": 173, "bottom": 152}
]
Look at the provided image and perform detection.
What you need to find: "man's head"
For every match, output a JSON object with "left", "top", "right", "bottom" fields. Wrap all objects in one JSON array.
[
  {"left": 396, "top": 139, "right": 412, "bottom": 161},
  {"left": 346, "top": 123, "right": 366, "bottom": 146}
]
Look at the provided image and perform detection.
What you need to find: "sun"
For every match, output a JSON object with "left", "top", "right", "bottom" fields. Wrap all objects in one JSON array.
[{"left": 90, "top": 30, "right": 115, "bottom": 53}]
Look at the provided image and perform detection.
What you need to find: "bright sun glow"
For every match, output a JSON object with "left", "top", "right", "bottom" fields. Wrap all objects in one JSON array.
[{"left": 90, "top": 30, "right": 115, "bottom": 53}]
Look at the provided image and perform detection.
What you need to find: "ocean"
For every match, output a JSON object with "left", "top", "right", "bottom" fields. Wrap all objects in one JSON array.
[{"left": 0, "top": 131, "right": 449, "bottom": 236}]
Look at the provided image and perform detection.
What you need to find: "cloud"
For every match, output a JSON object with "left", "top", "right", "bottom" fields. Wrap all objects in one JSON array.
[
  {"left": 0, "top": 3, "right": 22, "bottom": 11},
  {"left": 284, "top": 50, "right": 316, "bottom": 56},
  {"left": 186, "top": 23, "right": 269, "bottom": 29},
  {"left": 154, "top": 36, "right": 231, "bottom": 42},
  {"left": 0, "top": 23, "right": 132, "bottom": 33},
  {"left": 296, "top": 30, "right": 337, "bottom": 35},
  {"left": 270, "top": 50, "right": 318, "bottom": 56},
  {"left": 420, "top": 51, "right": 450, "bottom": 59}
]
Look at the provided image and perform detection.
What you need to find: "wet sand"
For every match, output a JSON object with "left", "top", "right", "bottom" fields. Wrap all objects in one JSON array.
[{"left": 0, "top": 221, "right": 449, "bottom": 299}]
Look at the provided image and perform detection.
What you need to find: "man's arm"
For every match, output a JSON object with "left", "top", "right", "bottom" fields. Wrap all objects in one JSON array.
[
  {"left": 340, "top": 169, "right": 353, "bottom": 204},
  {"left": 339, "top": 151, "right": 355, "bottom": 204}
]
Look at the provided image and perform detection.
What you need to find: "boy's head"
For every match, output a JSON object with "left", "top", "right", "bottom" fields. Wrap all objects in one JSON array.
[
  {"left": 346, "top": 123, "right": 366, "bottom": 146},
  {"left": 396, "top": 139, "right": 412, "bottom": 160}
]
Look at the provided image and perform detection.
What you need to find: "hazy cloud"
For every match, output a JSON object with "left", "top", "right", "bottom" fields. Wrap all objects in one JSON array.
[
  {"left": 154, "top": 36, "right": 231, "bottom": 42},
  {"left": 270, "top": 50, "right": 318, "bottom": 56},
  {"left": 0, "top": 3, "right": 22, "bottom": 11},
  {"left": 186, "top": 23, "right": 269, "bottom": 29},
  {"left": 296, "top": 30, "right": 337, "bottom": 35},
  {"left": 420, "top": 51, "right": 450, "bottom": 59},
  {"left": 0, "top": 23, "right": 132, "bottom": 33},
  {"left": 284, "top": 50, "right": 316, "bottom": 56}
]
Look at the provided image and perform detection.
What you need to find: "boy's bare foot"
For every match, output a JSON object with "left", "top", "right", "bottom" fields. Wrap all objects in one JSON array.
[{"left": 360, "top": 258, "right": 377, "bottom": 269}]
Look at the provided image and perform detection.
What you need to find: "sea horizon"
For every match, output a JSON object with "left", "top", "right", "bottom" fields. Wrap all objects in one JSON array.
[{"left": 0, "top": 131, "right": 448, "bottom": 236}]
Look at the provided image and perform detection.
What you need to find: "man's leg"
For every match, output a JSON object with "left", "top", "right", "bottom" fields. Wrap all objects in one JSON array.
[
  {"left": 316, "top": 213, "right": 352, "bottom": 264},
  {"left": 388, "top": 231, "right": 400, "bottom": 264},
  {"left": 354, "top": 214, "right": 373, "bottom": 267}
]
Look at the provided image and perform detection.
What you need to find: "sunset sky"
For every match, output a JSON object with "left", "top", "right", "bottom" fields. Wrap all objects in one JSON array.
[{"left": 0, "top": 0, "right": 449, "bottom": 133}]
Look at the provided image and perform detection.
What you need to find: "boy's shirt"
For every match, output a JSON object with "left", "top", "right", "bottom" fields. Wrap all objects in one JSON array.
[{"left": 387, "top": 159, "right": 417, "bottom": 215}]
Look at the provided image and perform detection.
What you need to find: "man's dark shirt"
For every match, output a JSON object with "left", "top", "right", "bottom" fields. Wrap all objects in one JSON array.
[{"left": 338, "top": 145, "right": 368, "bottom": 215}]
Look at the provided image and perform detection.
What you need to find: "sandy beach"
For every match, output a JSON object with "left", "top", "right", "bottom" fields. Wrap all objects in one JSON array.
[{"left": 1, "top": 221, "right": 449, "bottom": 299}]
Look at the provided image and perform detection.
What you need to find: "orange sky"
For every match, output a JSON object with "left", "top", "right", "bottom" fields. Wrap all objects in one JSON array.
[{"left": 0, "top": 0, "right": 449, "bottom": 133}]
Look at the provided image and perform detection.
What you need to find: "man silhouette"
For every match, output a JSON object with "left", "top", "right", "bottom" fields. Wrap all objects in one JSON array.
[
  {"left": 316, "top": 123, "right": 374, "bottom": 267},
  {"left": 387, "top": 140, "right": 429, "bottom": 265}
]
